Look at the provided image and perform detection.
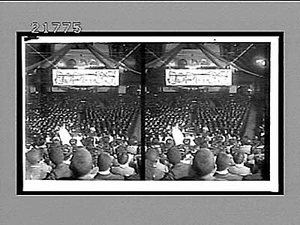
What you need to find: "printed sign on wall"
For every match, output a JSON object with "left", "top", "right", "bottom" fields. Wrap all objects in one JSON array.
[
  {"left": 165, "top": 69, "right": 232, "bottom": 86},
  {"left": 52, "top": 69, "right": 119, "bottom": 86}
]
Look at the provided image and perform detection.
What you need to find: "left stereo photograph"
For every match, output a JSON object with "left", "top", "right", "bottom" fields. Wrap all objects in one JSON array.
[{"left": 17, "top": 33, "right": 144, "bottom": 194}]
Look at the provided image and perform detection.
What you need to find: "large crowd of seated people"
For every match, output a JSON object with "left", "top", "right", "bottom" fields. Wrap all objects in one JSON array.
[
  {"left": 145, "top": 92, "right": 267, "bottom": 181},
  {"left": 144, "top": 92, "right": 193, "bottom": 143},
  {"left": 195, "top": 94, "right": 250, "bottom": 135},
  {"left": 26, "top": 92, "right": 139, "bottom": 138},
  {"left": 25, "top": 90, "right": 267, "bottom": 181},
  {"left": 25, "top": 92, "right": 141, "bottom": 180},
  {"left": 145, "top": 92, "right": 250, "bottom": 143},
  {"left": 25, "top": 131, "right": 141, "bottom": 180},
  {"left": 145, "top": 126, "right": 267, "bottom": 181}
]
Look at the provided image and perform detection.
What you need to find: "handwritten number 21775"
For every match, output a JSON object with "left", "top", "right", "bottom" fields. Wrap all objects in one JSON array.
[{"left": 31, "top": 22, "right": 82, "bottom": 33}]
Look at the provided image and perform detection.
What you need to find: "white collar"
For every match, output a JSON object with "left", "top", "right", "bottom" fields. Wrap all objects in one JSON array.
[
  {"left": 98, "top": 169, "right": 110, "bottom": 175},
  {"left": 30, "top": 164, "right": 41, "bottom": 168},
  {"left": 234, "top": 163, "right": 244, "bottom": 168},
  {"left": 78, "top": 174, "right": 94, "bottom": 180},
  {"left": 119, "top": 163, "right": 129, "bottom": 169},
  {"left": 215, "top": 169, "right": 229, "bottom": 175}
]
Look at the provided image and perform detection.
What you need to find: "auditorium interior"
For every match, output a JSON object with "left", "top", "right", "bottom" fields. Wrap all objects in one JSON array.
[{"left": 23, "top": 41, "right": 270, "bottom": 182}]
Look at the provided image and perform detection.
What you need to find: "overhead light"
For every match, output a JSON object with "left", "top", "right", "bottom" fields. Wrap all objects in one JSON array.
[{"left": 255, "top": 59, "right": 267, "bottom": 67}]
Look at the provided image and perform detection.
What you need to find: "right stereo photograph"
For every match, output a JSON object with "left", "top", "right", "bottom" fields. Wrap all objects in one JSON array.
[{"left": 143, "top": 33, "right": 283, "bottom": 194}]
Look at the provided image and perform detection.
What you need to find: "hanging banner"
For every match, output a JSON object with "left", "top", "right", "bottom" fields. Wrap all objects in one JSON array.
[
  {"left": 165, "top": 69, "right": 232, "bottom": 86},
  {"left": 52, "top": 69, "right": 119, "bottom": 86}
]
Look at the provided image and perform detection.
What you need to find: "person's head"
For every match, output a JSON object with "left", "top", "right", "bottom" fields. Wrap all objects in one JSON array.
[
  {"left": 192, "top": 149, "right": 215, "bottom": 177},
  {"left": 152, "top": 137, "right": 160, "bottom": 145},
  {"left": 52, "top": 137, "right": 61, "bottom": 145},
  {"left": 35, "top": 137, "right": 46, "bottom": 147},
  {"left": 241, "top": 136, "right": 250, "bottom": 145},
  {"left": 69, "top": 148, "right": 93, "bottom": 177},
  {"left": 116, "top": 139, "right": 123, "bottom": 145},
  {"left": 49, "top": 145, "right": 64, "bottom": 166},
  {"left": 69, "top": 138, "right": 77, "bottom": 146},
  {"left": 126, "top": 145, "right": 137, "bottom": 155},
  {"left": 117, "top": 152, "right": 129, "bottom": 165},
  {"left": 128, "top": 138, "right": 138, "bottom": 146},
  {"left": 165, "top": 138, "right": 175, "bottom": 146},
  {"left": 183, "top": 138, "right": 191, "bottom": 145},
  {"left": 199, "top": 142, "right": 208, "bottom": 149},
  {"left": 167, "top": 147, "right": 182, "bottom": 165},
  {"left": 26, "top": 148, "right": 42, "bottom": 165},
  {"left": 211, "top": 146, "right": 222, "bottom": 156},
  {"left": 229, "top": 138, "right": 237, "bottom": 145},
  {"left": 102, "top": 136, "right": 110, "bottom": 144},
  {"left": 216, "top": 152, "right": 231, "bottom": 171},
  {"left": 97, "top": 152, "right": 113, "bottom": 171},
  {"left": 194, "top": 137, "right": 205, "bottom": 146},
  {"left": 84, "top": 137, "right": 94, "bottom": 147},
  {"left": 62, "top": 144, "right": 72, "bottom": 160},
  {"left": 146, "top": 148, "right": 159, "bottom": 164},
  {"left": 115, "top": 145, "right": 127, "bottom": 155},
  {"left": 233, "top": 152, "right": 245, "bottom": 164},
  {"left": 230, "top": 145, "right": 239, "bottom": 156},
  {"left": 90, "top": 127, "right": 96, "bottom": 133},
  {"left": 202, "top": 126, "right": 209, "bottom": 133}
]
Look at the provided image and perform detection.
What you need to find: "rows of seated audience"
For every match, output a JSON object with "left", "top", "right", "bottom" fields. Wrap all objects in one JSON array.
[
  {"left": 144, "top": 92, "right": 266, "bottom": 181},
  {"left": 195, "top": 94, "right": 250, "bottom": 135},
  {"left": 145, "top": 93, "right": 193, "bottom": 142},
  {"left": 145, "top": 92, "right": 250, "bottom": 143},
  {"left": 26, "top": 125, "right": 266, "bottom": 181},
  {"left": 25, "top": 92, "right": 142, "bottom": 180},
  {"left": 26, "top": 92, "right": 140, "bottom": 139},
  {"left": 25, "top": 129, "right": 141, "bottom": 180},
  {"left": 25, "top": 91, "right": 267, "bottom": 181},
  {"left": 145, "top": 127, "right": 267, "bottom": 181}
]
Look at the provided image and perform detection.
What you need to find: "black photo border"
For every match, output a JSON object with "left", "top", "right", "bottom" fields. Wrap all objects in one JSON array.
[{"left": 16, "top": 31, "right": 284, "bottom": 195}]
